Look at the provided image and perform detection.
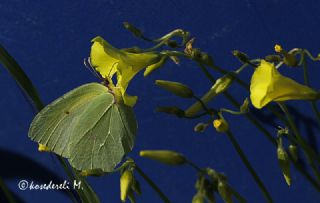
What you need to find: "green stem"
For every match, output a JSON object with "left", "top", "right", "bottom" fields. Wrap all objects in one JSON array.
[
  {"left": 278, "top": 103, "right": 320, "bottom": 183},
  {"left": 229, "top": 186, "right": 247, "bottom": 203},
  {"left": 0, "top": 177, "right": 16, "bottom": 203},
  {"left": 135, "top": 165, "right": 171, "bottom": 203},
  {"left": 301, "top": 51, "right": 320, "bottom": 127},
  {"left": 226, "top": 131, "right": 274, "bottom": 203},
  {"left": 186, "top": 160, "right": 203, "bottom": 172}
]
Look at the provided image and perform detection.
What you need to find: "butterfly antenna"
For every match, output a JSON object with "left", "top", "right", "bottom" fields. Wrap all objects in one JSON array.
[{"left": 84, "top": 57, "right": 103, "bottom": 80}]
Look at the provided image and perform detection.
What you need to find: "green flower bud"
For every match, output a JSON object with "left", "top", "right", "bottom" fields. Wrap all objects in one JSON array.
[
  {"left": 128, "top": 190, "right": 136, "bottom": 203},
  {"left": 131, "top": 179, "right": 141, "bottom": 195},
  {"left": 123, "top": 22, "right": 143, "bottom": 38},
  {"left": 217, "top": 181, "right": 233, "bottom": 203},
  {"left": 240, "top": 98, "right": 250, "bottom": 113},
  {"left": 206, "top": 168, "right": 219, "bottom": 180},
  {"left": 277, "top": 146, "right": 291, "bottom": 186},
  {"left": 120, "top": 170, "right": 134, "bottom": 202},
  {"left": 288, "top": 145, "right": 298, "bottom": 162},
  {"left": 232, "top": 50, "right": 249, "bottom": 64},
  {"left": 156, "top": 106, "right": 185, "bottom": 117},
  {"left": 283, "top": 53, "right": 298, "bottom": 67},
  {"left": 194, "top": 123, "right": 209, "bottom": 133},
  {"left": 185, "top": 73, "right": 234, "bottom": 116},
  {"left": 265, "top": 55, "right": 282, "bottom": 63},
  {"left": 156, "top": 80, "right": 194, "bottom": 98},
  {"left": 205, "top": 188, "right": 216, "bottom": 203},
  {"left": 139, "top": 150, "right": 186, "bottom": 165},
  {"left": 144, "top": 56, "right": 168, "bottom": 76},
  {"left": 80, "top": 169, "right": 104, "bottom": 177},
  {"left": 200, "top": 52, "right": 214, "bottom": 66},
  {"left": 192, "top": 193, "right": 205, "bottom": 203},
  {"left": 213, "top": 118, "right": 229, "bottom": 133}
]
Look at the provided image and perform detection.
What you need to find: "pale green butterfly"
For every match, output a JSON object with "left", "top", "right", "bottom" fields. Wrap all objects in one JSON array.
[{"left": 28, "top": 82, "right": 137, "bottom": 172}]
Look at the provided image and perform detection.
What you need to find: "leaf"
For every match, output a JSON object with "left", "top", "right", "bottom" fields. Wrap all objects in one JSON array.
[
  {"left": 29, "top": 83, "right": 137, "bottom": 172},
  {"left": 0, "top": 44, "right": 43, "bottom": 110}
]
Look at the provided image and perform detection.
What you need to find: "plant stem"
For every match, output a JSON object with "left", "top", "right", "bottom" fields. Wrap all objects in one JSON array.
[
  {"left": 135, "top": 165, "right": 171, "bottom": 203},
  {"left": 0, "top": 177, "right": 16, "bottom": 203},
  {"left": 278, "top": 103, "right": 320, "bottom": 182},
  {"left": 301, "top": 51, "right": 320, "bottom": 127},
  {"left": 225, "top": 131, "right": 274, "bottom": 203}
]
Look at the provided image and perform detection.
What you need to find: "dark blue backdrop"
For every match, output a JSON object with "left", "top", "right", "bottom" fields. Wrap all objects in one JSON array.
[{"left": 1, "top": 0, "right": 320, "bottom": 202}]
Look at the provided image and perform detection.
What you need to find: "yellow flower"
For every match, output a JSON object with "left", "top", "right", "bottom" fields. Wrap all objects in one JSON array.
[
  {"left": 90, "top": 36, "right": 161, "bottom": 106},
  {"left": 250, "top": 60, "right": 320, "bottom": 109}
]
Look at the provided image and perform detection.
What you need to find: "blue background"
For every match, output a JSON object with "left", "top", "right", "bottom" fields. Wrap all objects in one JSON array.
[{"left": 1, "top": 0, "right": 320, "bottom": 202}]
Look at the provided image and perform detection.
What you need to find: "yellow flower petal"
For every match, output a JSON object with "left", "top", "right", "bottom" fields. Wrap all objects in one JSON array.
[
  {"left": 250, "top": 60, "right": 319, "bottom": 108},
  {"left": 90, "top": 37, "right": 120, "bottom": 79}
]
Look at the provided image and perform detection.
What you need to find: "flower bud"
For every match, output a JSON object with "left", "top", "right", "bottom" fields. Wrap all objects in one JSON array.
[
  {"left": 213, "top": 118, "right": 229, "bottom": 133},
  {"left": 205, "top": 189, "right": 216, "bottom": 203},
  {"left": 185, "top": 73, "right": 234, "bottom": 116},
  {"left": 128, "top": 190, "right": 136, "bottom": 203},
  {"left": 123, "top": 22, "right": 143, "bottom": 38},
  {"left": 274, "top": 44, "right": 283, "bottom": 53},
  {"left": 38, "top": 144, "right": 50, "bottom": 152},
  {"left": 144, "top": 56, "right": 168, "bottom": 76},
  {"left": 131, "top": 179, "right": 141, "bottom": 195},
  {"left": 156, "top": 106, "right": 185, "bottom": 117},
  {"left": 80, "top": 169, "right": 104, "bottom": 177},
  {"left": 217, "top": 181, "right": 233, "bottom": 203},
  {"left": 200, "top": 52, "right": 214, "bottom": 66},
  {"left": 155, "top": 80, "right": 194, "bottom": 98},
  {"left": 240, "top": 98, "right": 250, "bottom": 113},
  {"left": 192, "top": 193, "right": 205, "bottom": 203},
  {"left": 265, "top": 55, "right": 282, "bottom": 63},
  {"left": 277, "top": 146, "right": 291, "bottom": 186},
  {"left": 120, "top": 170, "right": 134, "bottom": 202},
  {"left": 288, "top": 145, "right": 298, "bottom": 162},
  {"left": 283, "top": 53, "right": 298, "bottom": 67},
  {"left": 194, "top": 123, "right": 209, "bottom": 133},
  {"left": 232, "top": 50, "right": 249, "bottom": 63},
  {"left": 139, "top": 150, "right": 186, "bottom": 165}
]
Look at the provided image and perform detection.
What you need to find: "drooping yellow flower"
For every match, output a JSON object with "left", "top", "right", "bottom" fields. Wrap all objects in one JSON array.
[
  {"left": 250, "top": 60, "right": 320, "bottom": 109},
  {"left": 90, "top": 36, "right": 161, "bottom": 106}
]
